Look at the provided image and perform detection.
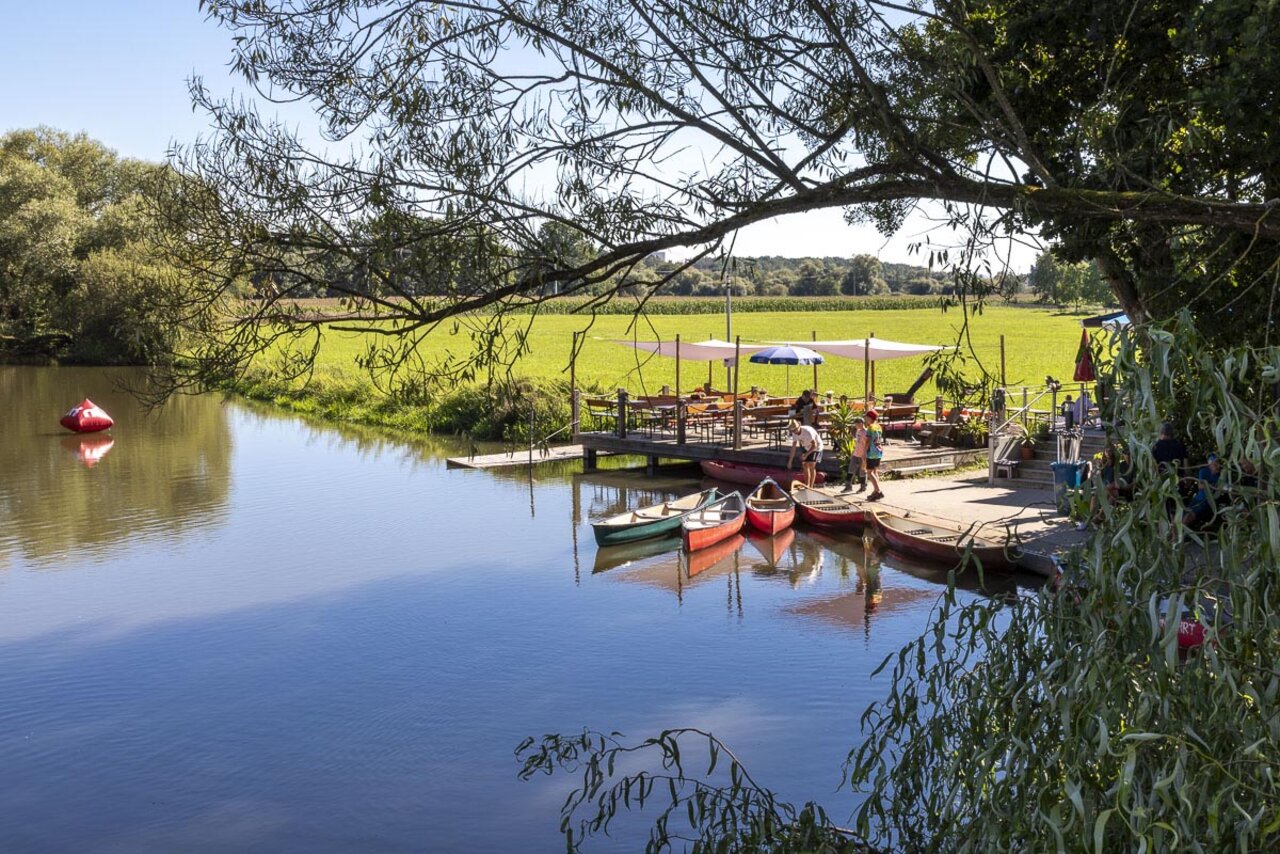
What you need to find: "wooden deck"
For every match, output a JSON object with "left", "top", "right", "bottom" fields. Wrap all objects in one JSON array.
[
  {"left": 446, "top": 444, "right": 614, "bottom": 469},
  {"left": 576, "top": 430, "right": 985, "bottom": 477}
]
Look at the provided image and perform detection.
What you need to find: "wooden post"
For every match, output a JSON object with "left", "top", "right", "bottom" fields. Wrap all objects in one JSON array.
[
  {"left": 569, "top": 331, "right": 580, "bottom": 439},
  {"left": 528, "top": 402, "right": 535, "bottom": 467},
  {"left": 733, "top": 399, "right": 743, "bottom": 450},
  {"left": 863, "top": 336, "right": 870, "bottom": 405},
  {"left": 583, "top": 448, "right": 598, "bottom": 471},
  {"left": 676, "top": 401, "right": 687, "bottom": 444},
  {"left": 935, "top": 395, "right": 943, "bottom": 420},
  {"left": 870, "top": 330, "right": 876, "bottom": 399},
  {"left": 999, "top": 334, "right": 1007, "bottom": 387},
  {"left": 617, "top": 388, "right": 628, "bottom": 438},
  {"left": 733, "top": 335, "right": 741, "bottom": 397},
  {"left": 646, "top": 455, "right": 658, "bottom": 476},
  {"left": 675, "top": 333, "right": 681, "bottom": 397},
  {"left": 811, "top": 329, "right": 819, "bottom": 391},
  {"left": 707, "top": 359, "right": 713, "bottom": 393}
]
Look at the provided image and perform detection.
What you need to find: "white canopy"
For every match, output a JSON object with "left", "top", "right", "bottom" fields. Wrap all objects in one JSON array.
[
  {"left": 613, "top": 338, "right": 771, "bottom": 361},
  {"left": 777, "top": 337, "right": 944, "bottom": 361}
]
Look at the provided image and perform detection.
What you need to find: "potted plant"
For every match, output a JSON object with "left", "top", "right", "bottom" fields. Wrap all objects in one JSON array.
[{"left": 1019, "top": 432, "right": 1038, "bottom": 460}]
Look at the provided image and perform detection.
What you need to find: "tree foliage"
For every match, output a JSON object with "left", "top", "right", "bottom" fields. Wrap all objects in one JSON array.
[
  {"left": 173, "top": 0, "right": 1280, "bottom": 392},
  {"left": 0, "top": 128, "right": 188, "bottom": 364}
]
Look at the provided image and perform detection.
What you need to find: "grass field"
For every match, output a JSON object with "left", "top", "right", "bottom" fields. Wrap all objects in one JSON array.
[{"left": 305, "top": 304, "right": 1094, "bottom": 400}]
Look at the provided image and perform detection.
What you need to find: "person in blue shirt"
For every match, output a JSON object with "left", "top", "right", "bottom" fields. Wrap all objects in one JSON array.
[
  {"left": 864, "top": 410, "right": 886, "bottom": 501},
  {"left": 1182, "top": 454, "right": 1224, "bottom": 528}
]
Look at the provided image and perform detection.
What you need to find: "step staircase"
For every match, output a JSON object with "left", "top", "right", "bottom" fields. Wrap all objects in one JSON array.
[{"left": 992, "top": 429, "right": 1109, "bottom": 490}]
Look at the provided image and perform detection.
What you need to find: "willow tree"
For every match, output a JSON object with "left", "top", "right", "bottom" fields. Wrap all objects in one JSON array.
[{"left": 164, "top": 0, "right": 1280, "bottom": 392}]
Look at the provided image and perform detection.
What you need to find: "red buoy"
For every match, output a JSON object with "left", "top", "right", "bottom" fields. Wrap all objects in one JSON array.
[
  {"left": 60, "top": 398, "right": 114, "bottom": 434},
  {"left": 1177, "top": 619, "right": 1208, "bottom": 650}
]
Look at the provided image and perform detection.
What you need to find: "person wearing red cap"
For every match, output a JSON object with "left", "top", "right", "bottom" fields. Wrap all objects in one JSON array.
[{"left": 864, "top": 410, "right": 885, "bottom": 500}]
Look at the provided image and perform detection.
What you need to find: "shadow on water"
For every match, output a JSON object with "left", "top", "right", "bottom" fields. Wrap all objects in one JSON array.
[{"left": 0, "top": 367, "right": 233, "bottom": 566}]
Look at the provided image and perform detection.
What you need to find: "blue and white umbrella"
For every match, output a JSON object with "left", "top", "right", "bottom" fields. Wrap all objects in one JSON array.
[
  {"left": 748, "top": 345, "right": 825, "bottom": 365},
  {"left": 749, "top": 345, "right": 824, "bottom": 394}
]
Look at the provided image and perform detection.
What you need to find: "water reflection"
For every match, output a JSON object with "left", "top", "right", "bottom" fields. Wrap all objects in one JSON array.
[
  {"left": 574, "top": 469, "right": 1044, "bottom": 638},
  {"left": 0, "top": 367, "right": 233, "bottom": 565},
  {"left": 60, "top": 434, "right": 115, "bottom": 468}
]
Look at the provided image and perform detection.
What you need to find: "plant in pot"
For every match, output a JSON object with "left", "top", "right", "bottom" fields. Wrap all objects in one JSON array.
[{"left": 1019, "top": 432, "right": 1038, "bottom": 460}]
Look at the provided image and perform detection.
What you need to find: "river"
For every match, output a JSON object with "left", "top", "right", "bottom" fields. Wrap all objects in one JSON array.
[{"left": 0, "top": 366, "right": 1035, "bottom": 852}]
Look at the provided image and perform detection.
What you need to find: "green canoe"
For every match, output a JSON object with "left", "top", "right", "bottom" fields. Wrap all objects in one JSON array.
[{"left": 592, "top": 488, "right": 720, "bottom": 546}]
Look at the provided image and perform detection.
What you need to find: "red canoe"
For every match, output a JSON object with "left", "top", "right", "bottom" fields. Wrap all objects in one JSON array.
[
  {"left": 59, "top": 398, "right": 114, "bottom": 434},
  {"left": 745, "top": 478, "right": 796, "bottom": 535},
  {"left": 790, "top": 484, "right": 870, "bottom": 528},
  {"left": 682, "top": 492, "right": 747, "bottom": 552},
  {"left": 700, "top": 460, "right": 825, "bottom": 489},
  {"left": 872, "top": 510, "right": 1020, "bottom": 571}
]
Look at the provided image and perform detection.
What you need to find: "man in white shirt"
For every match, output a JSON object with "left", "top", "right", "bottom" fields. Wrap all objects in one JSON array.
[{"left": 786, "top": 419, "right": 824, "bottom": 489}]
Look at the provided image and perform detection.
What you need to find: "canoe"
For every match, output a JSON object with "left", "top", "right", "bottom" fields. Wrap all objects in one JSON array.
[
  {"left": 682, "top": 492, "right": 747, "bottom": 552},
  {"left": 687, "top": 533, "right": 746, "bottom": 577},
  {"left": 790, "top": 484, "right": 870, "bottom": 528},
  {"left": 745, "top": 478, "right": 796, "bottom": 535},
  {"left": 592, "top": 488, "right": 719, "bottom": 546},
  {"left": 700, "top": 460, "right": 825, "bottom": 489},
  {"left": 872, "top": 510, "right": 1020, "bottom": 570}
]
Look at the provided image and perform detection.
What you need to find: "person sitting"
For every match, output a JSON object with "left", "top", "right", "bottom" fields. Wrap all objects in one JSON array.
[
  {"left": 789, "top": 389, "right": 822, "bottom": 426},
  {"left": 1181, "top": 454, "right": 1224, "bottom": 529},
  {"left": 1152, "top": 422, "right": 1188, "bottom": 477}
]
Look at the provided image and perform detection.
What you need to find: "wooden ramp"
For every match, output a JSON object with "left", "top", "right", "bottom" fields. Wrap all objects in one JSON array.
[{"left": 447, "top": 444, "right": 609, "bottom": 470}]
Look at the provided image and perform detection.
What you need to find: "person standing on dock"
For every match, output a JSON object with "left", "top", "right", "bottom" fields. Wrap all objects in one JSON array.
[
  {"left": 847, "top": 416, "right": 869, "bottom": 493},
  {"left": 787, "top": 420, "right": 824, "bottom": 489},
  {"left": 864, "top": 410, "right": 885, "bottom": 501}
]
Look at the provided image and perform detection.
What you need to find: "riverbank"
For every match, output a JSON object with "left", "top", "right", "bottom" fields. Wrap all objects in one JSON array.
[{"left": 231, "top": 305, "right": 1087, "bottom": 442}]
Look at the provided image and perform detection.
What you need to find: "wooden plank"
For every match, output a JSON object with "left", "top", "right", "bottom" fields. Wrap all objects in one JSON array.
[{"left": 446, "top": 444, "right": 613, "bottom": 469}]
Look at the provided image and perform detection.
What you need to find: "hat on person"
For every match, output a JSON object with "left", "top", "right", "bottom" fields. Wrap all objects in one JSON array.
[
  {"left": 865, "top": 410, "right": 878, "bottom": 421},
  {"left": 1208, "top": 453, "right": 1220, "bottom": 463}
]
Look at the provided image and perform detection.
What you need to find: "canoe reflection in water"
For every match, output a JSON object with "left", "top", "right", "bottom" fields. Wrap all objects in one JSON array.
[
  {"left": 686, "top": 533, "right": 745, "bottom": 578},
  {"left": 746, "top": 528, "right": 825, "bottom": 588},
  {"left": 591, "top": 535, "right": 683, "bottom": 574},
  {"left": 61, "top": 434, "right": 115, "bottom": 469}
]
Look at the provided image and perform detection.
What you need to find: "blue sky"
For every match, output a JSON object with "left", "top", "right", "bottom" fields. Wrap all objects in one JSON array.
[{"left": 1, "top": 1, "right": 1036, "bottom": 269}]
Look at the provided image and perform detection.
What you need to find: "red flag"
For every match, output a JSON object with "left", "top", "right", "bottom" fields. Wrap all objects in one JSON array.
[{"left": 1073, "top": 329, "right": 1096, "bottom": 382}]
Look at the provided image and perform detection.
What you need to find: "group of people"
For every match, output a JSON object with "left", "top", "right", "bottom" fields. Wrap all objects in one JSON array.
[
  {"left": 1089, "top": 422, "right": 1260, "bottom": 530},
  {"left": 786, "top": 402, "right": 885, "bottom": 501}
]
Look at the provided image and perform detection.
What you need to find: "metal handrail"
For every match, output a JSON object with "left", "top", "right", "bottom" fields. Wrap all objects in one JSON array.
[{"left": 992, "top": 387, "right": 1056, "bottom": 435}]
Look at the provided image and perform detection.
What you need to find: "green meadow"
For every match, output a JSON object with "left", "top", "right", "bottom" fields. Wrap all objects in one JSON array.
[{"left": 306, "top": 304, "right": 1092, "bottom": 400}]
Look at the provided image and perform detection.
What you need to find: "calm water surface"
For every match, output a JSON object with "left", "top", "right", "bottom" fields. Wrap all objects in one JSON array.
[{"left": 0, "top": 367, "right": 1036, "bottom": 852}]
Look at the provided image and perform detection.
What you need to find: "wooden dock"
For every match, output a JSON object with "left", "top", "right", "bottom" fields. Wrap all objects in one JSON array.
[
  {"left": 446, "top": 444, "right": 614, "bottom": 470},
  {"left": 575, "top": 430, "right": 985, "bottom": 477}
]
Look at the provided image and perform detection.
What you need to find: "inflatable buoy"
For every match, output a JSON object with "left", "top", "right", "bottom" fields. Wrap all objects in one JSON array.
[
  {"left": 60, "top": 398, "right": 114, "bottom": 434},
  {"left": 1177, "top": 619, "right": 1208, "bottom": 650}
]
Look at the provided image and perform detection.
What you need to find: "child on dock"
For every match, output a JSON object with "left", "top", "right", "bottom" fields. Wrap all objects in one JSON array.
[{"left": 865, "top": 410, "right": 885, "bottom": 501}]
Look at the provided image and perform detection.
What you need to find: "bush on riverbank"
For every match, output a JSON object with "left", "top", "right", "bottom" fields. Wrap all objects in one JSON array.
[{"left": 232, "top": 369, "right": 605, "bottom": 442}]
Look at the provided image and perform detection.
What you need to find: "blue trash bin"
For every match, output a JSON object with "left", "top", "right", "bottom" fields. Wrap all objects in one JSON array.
[{"left": 1051, "top": 461, "right": 1087, "bottom": 514}]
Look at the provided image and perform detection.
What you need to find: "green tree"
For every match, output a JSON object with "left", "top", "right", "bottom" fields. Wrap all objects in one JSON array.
[
  {"left": 0, "top": 128, "right": 186, "bottom": 363},
  {"left": 841, "top": 254, "right": 887, "bottom": 295},
  {"left": 173, "top": 0, "right": 1280, "bottom": 390},
  {"left": 1027, "top": 252, "right": 1064, "bottom": 304},
  {"left": 789, "top": 260, "right": 839, "bottom": 296}
]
